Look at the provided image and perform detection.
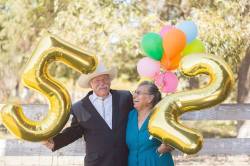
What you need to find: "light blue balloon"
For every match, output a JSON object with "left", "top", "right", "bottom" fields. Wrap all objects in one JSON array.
[{"left": 176, "top": 21, "right": 198, "bottom": 43}]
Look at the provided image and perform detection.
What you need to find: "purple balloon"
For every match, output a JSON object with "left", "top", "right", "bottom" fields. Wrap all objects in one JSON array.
[{"left": 159, "top": 25, "right": 173, "bottom": 37}]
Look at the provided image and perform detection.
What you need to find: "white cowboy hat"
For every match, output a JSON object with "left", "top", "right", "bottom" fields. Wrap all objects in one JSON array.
[{"left": 77, "top": 62, "right": 117, "bottom": 88}]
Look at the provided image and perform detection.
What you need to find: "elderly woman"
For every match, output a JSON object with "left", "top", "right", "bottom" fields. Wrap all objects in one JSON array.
[{"left": 126, "top": 81, "right": 174, "bottom": 166}]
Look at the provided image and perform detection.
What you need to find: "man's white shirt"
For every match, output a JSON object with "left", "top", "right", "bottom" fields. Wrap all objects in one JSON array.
[{"left": 89, "top": 92, "right": 113, "bottom": 129}]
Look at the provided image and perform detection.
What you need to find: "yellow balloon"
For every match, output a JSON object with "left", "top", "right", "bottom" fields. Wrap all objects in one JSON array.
[
  {"left": 0, "top": 35, "right": 97, "bottom": 142},
  {"left": 148, "top": 54, "right": 234, "bottom": 154}
]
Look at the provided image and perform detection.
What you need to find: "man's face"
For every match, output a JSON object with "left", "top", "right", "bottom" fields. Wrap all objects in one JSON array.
[{"left": 89, "top": 74, "right": 111, "bottom": 97}]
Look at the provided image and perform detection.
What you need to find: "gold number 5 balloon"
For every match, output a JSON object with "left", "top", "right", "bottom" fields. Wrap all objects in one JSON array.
[
  {"left": 0, "top": 35, "right": 97, "bottom": 142},
  {"left": 148, "top": 54, "right": 234, "bottom": 154}
]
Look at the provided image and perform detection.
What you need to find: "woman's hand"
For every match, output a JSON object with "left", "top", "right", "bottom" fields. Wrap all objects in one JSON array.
[
  {"left": 157, "top": 143, "right": 174, "bottom": 154},
  {"left": 42, "top": 139, "right": 54, "bottom": 150}
]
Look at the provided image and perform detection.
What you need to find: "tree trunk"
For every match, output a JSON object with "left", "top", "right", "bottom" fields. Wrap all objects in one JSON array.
[
  {"left": 237, "top": 46, "right": 250, "bottom": 103},
  {"left": 237, "top": 45, "right": 250, "bottom": 138}
]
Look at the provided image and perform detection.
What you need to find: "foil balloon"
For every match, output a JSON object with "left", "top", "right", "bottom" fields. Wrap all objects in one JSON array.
[
  {"left": 148, "top": 54, "right": 234, "bottom": 154},
  {"left": 0, "top": 35, "right": 97, "bottom": 142}
]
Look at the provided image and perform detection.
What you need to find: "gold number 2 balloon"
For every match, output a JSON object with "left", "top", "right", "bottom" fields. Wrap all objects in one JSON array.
[
  {"left": 0, "top": 35, "right": 97, "bottom": 142},
  {"left": 148, "top": 54, "right": 234, "bottom": 154}
]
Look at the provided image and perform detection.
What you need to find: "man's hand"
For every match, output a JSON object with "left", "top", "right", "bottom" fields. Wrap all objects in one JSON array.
[
  {"left": 157, "top": 143, "right": 174, "bottom": 154},
  {"left": 42, "top": 139, "right": 55, "bottom": 150}
]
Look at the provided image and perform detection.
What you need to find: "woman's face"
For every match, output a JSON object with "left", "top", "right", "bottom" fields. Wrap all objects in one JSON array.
[{"left": 133, "top": 85, "right": 154, "bottom": 110}]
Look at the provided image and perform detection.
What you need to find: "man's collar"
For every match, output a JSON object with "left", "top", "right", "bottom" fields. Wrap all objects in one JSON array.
[{"left": 92, "top": 92, "right": 112, "bottom": 101}]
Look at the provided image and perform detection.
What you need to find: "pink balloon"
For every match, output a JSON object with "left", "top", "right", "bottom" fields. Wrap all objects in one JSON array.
[
  {"left": 154, "top": 72, "right": 164, "bottom": 88},
  {"left": 162, "top": 72, "right": 178, "bottom": 93},
  {"left": 154, "top": 72, "right": 178, "bottom": 93},
  {"left": 159, "top": 25, "right": 173, "bottom": 37},
  {"left": 137, "top": 57, "right": 160, "bottom": 78}
]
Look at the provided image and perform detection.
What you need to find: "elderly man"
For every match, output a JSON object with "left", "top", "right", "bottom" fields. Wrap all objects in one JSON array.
[{"left": 44, "top": 63, "right": 133, "bottom": 166}]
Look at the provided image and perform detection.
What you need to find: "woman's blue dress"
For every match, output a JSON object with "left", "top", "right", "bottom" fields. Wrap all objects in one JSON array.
[{"left": 126, "top": 109, "right": 174, "bottom": 166}]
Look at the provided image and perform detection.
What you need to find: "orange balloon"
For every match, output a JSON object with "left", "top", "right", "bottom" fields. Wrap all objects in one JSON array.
[
  {"left": 161, "top": 53, "right": 181, "bottom": 71},
  {"left": 163, "top": 28, "right": 186, "bottom": 59}
]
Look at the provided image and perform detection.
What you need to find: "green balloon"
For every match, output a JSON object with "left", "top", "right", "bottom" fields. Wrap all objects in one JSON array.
[
  {"left": 141, "top": 32, "right": 163, "bottom": 60},
  {"left": 182, "top": 39, "right": 206, "bottom": 56}
]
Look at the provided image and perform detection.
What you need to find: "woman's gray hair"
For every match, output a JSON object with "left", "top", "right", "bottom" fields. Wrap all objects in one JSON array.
[{"left": 138, "top": 81, "right": 162, "bottom": 107}]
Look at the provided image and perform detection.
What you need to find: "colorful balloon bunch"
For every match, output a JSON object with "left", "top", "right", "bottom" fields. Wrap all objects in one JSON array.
[{"left": 137, "top": 21, "right": 206, "bottom": 93}]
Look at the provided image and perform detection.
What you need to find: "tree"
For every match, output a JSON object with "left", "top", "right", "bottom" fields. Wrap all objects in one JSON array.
[
  {"left": 0, "top": 0, "right": 69, "bottom": 101},
  {"left": 0, "top": 0, "right": 249, "bottom": 103}
]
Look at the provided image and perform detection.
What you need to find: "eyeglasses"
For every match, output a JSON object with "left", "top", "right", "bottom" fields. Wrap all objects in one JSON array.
[{"left": 133, "top": 90, "right": 152, "bottom": 96}]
